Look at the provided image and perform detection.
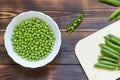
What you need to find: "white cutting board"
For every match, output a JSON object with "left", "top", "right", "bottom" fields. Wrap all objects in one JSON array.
[{"left": 75, "top": 21, "right": 120, "bottom": 80}]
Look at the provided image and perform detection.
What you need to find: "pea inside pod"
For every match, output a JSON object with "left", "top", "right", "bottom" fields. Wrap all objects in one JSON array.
[{"left": 66, "top": 11, "right": 85, "bottom": 34}]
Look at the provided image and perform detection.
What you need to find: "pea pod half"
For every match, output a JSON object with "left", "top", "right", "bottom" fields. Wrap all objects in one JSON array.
[{"left": 66, "top": 11, "right": 85, "bottom": 34}]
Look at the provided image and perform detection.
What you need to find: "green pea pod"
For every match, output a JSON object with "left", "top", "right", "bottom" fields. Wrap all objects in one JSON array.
[
  {"left": 110, "top": 37, "right": 120, "bottom": 46},
  {"left": 98, "top": 60, "right": 118, "bottom": 66},
  {"left": 108, "top": 8, "right": 120, "bottom": 21},
  {"left": 101, "top": 51, "right": 113, "bottom": 58},
  {"left": 94, "top": 63, "right": 117, "bottom": 70},
  {"left": 104, "top": 36, "right": 111, "bottom": 41},
  {"left": 67, "top": 11, "right": 85, "bottom": 34},
  {"left": 101, "top": 48, "right": 120, "bottom": 59},
  {"left": 108, "top": 34, "right": 120, "bottom": 41},
  {"left": 99, "top": 44, "right": 119, "bottom": 55},
  {"left": 99, "top": 0, "right": 120, "bottom": 7},
  {"left": 105, "top": 40, "right": 120, "bottom": 51},
  {"left": 115, "top": 15, "right": 120, "bottom": 21},
  {"left": 118, "top": 59, "right": 120, "bottom": 67},
  {"left": 99, "top": 56, "right": 118, "bottom": 63}
]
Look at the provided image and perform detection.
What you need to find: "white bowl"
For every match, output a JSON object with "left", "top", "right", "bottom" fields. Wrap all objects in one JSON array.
[{"left": 4, "top": 11, "right": 61, "bottom": 68}]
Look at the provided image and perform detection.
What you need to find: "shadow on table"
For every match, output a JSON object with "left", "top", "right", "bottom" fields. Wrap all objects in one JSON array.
[
  {"left": 12, "top": 48, "right": 63, "bottom": 78},
  {"left": 13, "top": 65, "right": 47, "bottom": 77},
  {"left": 12, "top": 64, "right": 56, "bottom": 79}
]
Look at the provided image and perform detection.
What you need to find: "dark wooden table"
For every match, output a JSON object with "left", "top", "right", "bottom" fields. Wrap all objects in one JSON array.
[{"left": 0, "top": 0, "right": 118, "bottom": 80}]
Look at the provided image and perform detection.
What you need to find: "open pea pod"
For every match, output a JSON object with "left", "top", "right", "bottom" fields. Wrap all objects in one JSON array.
[{"left": 66, "top": 11, "right": 85, "bottom": 34}]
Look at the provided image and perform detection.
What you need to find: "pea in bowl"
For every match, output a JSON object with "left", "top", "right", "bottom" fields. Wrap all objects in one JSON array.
[{"left": 4, "top": 11, "right": 61, "bottom": 68}]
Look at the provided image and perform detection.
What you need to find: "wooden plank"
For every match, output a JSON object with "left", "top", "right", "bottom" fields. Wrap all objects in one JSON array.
[
  {"left": 0, "top": 10, "right": 116, "bottom": 19},
  {"left": 0, "top": 31, "right": 94, "bottom": 65},
  {"left": 0, "top": 17, "right": 112, "bottom": 31},
  {"left": 0, "top": 0, "right": 118, "bottom": 11},
  {"left": 0, "top": 31, "right": 4, "bottom": 44},
  {"left": 0, "top": 0, "right": 116, "bottom": 30},
  {"left": 0, "top": 0, "right": 117, "bottom": 79},
  {"left": 0, "top": 65, "right": 88, "bottom": 80}
]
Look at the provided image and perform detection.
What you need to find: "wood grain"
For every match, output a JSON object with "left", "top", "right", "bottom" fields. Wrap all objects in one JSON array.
[
  {"left": 0, "top": 0, "right": 118, "bottom": 11},
  {"left": 0, "top": 0, "right": 116, "bottom": 80},
  {"left": 0, "top": 0, "right": 116, "bottom": 30},
  {"left": 0, "top": 10, "right": 114, "bottom": 30},
  {"left": 0, "top": 65, "right": 88, "bottom": 80}
]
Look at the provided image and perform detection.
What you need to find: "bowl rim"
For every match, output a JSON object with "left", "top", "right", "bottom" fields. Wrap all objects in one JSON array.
[{"left": 4, "top": 11, "right": 61, "bottom": 68}]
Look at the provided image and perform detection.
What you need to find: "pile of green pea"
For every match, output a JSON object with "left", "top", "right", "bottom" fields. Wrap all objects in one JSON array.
[{"left": 11, "top": 17, "right": 55, "bottom": 61}]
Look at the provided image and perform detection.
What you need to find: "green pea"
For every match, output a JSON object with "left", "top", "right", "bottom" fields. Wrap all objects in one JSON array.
[{"left": 11, "top": 17, "right": 55, "bottom": 61}]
